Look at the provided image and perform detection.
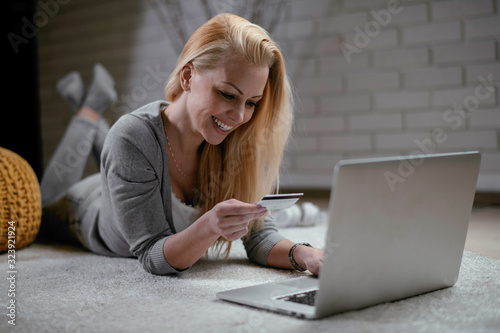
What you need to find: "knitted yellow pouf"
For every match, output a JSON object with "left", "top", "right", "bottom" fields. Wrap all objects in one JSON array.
[{"left": 0, "top": 147, "right": 41, "bottom": 252}]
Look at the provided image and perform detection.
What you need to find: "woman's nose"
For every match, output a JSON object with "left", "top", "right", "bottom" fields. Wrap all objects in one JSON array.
[{"left": 227, "top": 103, "right": 245, "bottom": 124}]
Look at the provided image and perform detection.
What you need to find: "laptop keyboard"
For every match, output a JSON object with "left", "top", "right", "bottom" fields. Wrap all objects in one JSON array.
[{"left": 277, "top": 290, "right": 317, "bottom": 306}]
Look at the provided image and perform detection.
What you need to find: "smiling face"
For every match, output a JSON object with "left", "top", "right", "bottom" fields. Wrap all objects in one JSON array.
[{"left": 183, "top": 56, "right": 269, "bottom": 145}]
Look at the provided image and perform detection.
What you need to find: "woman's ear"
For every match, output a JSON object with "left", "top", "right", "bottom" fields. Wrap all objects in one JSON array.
[{"left": 180, "top": 63, "right": 194, "bottom": 92}]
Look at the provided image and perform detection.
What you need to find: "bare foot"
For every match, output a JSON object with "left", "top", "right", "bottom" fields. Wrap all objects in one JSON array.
[{"left": 77, "top": 106, "right": 100, "bottom": 122}]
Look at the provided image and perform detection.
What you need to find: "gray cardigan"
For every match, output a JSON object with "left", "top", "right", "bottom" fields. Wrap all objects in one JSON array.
[{"left": 96, "top": 100, "right": 286, "bottom": 275}]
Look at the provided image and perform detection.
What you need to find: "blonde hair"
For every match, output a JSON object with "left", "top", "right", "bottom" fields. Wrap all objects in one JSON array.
[{"left": 165, "top": 13, "right": 293, "bottom": 257}]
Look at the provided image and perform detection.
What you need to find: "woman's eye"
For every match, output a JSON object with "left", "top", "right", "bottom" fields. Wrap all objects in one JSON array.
[
  {"left": 220, "top": 91, "right": 235, "bottom": 100},
  {"left": 246, "top": 101, "right": 257, "bottom": 108}
]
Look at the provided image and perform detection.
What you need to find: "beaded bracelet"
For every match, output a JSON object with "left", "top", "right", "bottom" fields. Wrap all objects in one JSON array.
[{"left": 288, "top": 242, "right": 312, "bottom": 272}]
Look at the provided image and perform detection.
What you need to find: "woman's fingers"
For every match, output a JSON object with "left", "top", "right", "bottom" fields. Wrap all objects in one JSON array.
[
  {"left": 214, "top": 199, "right": 266, "bottom": 216},
  {"left": 215, "top": 210, "right": 266, "bottom": 238},
  {"left": 221, "top": 225, "right": 249, "bottom": 241},
  {"left": 213, "top": 200, "right": 267, "bottom": 223},
  {"left": 209, "top": 199, "right": 268, "bottom": 240}
]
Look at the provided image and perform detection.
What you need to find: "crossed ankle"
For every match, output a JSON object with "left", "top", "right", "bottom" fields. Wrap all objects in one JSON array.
[{"left": 77, "top": 106, "right": 100, "bottom": 122}]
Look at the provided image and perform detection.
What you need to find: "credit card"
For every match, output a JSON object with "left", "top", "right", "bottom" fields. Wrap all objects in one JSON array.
[{"left": 257, "top": 193, "right": 303, "bottom": 211}]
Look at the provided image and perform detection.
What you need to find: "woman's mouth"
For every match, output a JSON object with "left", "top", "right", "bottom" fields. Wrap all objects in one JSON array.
[{"left": 212, "top": 116, "right": 233, "bottom": 132}]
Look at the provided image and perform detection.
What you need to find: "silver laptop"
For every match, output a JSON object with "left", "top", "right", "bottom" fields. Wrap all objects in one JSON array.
[{"left": 216, "top": 151, "right": 481, "bottom": 319}]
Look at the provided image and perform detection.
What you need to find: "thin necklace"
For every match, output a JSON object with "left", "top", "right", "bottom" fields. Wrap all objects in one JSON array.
[{"left": 165, "top": 132, "right": 189, "bottom": 178}]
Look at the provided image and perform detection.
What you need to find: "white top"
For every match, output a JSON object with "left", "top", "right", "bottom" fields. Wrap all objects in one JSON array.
[{"left": 171, "top": 191, "right": 200, "bottom": 232}]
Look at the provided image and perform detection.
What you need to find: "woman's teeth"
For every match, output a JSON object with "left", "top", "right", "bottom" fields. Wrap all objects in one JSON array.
[{"left": 212, "top": 116, "right": 233, "bottom": 132}]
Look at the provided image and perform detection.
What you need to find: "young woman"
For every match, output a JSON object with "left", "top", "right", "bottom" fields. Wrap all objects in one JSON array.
[{"left": 40, "top": 13, "right": 323, "bottom": 275}]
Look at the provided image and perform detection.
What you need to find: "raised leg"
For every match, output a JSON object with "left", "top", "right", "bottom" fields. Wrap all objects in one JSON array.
[{"left": 40, "top": 114, "right": 99, "bottom": 207}]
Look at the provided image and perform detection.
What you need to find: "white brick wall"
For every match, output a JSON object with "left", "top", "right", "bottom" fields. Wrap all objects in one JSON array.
[
  {"left": 38, "top": 0, "right": 500, "bottom": 191},
  {"left": 321, "top": 134, "right": 372, "bottom": 152},
  {"left": 388, "top": 3, "right": 427, "bottom": 25},
  {"left": 321, "top": 95, "right": 371, "bottom": 113},
  {"left": 275, "top": 20, "right": 314, "bottom": 40},
  {"left": 349, "top": 113, "right": 402, "bottom": 131},
  {"left": 433, "top": 41, "right": 496, "bottom": 63},
  {"left": 295, "top": 153, "right": 343, "bottom": 173},
  {"left": 374, "top": 91, "right": 430, "bottom": 110},
  {"left": 469, "top": 108, "right": 500, "bottom": 127},
  {"left": 294, "top": 75, "right": 342, "bottom": 96},
  {"left": 347, "top": 71, "right": 399, "bottom": 91},
  {"left": 343, "top": 29, "right": 399, "bottom": 50},
  {"left": 432, "top": 0, "right": 494, "bottom": 19},
  {"left": 402, "top": 21, "right": 461, "bottom": 45},
  {"left": 289, "top": 0, "right": 339, "bottom": 20},
  {"left": 439, "top": 131, "right": 498, "bottom": 149},
  {"left": 406, "top": 111, "right": 466, "bottom": 129},
  {"left": 297, "top": 115, "right": 344, "bottom": 134},
  {"left": 319, "top": 53, "right": 370, "bottom": 73},
  {"left": 404, "top": 66, "right": 462, "bottom": 88},
  {"left": 465, "top": 16, "right": 500, "bottom": 39},
  {"left": 293, "top": 35, "right": 341, "bottom": 56},
  {"left": 373, "top": 47, "right": 429, "bottom": 67},
  {"left": 344, "top": 0, "right": 389, "bottom": 11},
  {"left": 466, "top": 63, "right": 500, "bottom": 83},
  {"left": 432, "top": 86, "right": 496, "bottom": 107},
  {"left": 375, "top": 132, "right": 432, "bottom": 150},
  {"left": 319, "top": 12, "right": 368, "bottom": 33}
]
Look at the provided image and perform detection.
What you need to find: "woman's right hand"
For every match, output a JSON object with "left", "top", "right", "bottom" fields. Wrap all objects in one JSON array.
[
  {"left": 163, "top": 199, "right": 267, "bottom": 270},
  {"left": 206, "top": 199, "right": 268, "bottom": 241}
]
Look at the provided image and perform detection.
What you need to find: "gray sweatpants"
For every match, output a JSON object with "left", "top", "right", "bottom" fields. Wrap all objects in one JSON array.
[{"left": 38, "top": 116, "right": 109, "bottom": 247}]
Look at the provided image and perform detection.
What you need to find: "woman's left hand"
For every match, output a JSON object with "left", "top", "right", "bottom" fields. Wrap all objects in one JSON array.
[{"left": 293, "top": 245, "right": 323, "bottom": 276}]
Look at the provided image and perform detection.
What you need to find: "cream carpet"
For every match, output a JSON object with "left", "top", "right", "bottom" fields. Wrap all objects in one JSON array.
[{"left": 1, "top": 224, "right": 499, "bottom": 333}]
